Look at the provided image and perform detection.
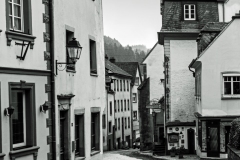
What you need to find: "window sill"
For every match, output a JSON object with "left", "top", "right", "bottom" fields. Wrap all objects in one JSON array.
[
  {"left": 90, "top": 150, "right": 100, "bottom": 156},
  {"left": 133, "top": 101, "right": 137, "bottom": 103},
  {"left": 5, "top": 31, "right": 36, "bottom": 48},
  {"left": 90, "top": 73, "right": 98, "bottom": 77},
  {"left": 0, "top": 153, "right": 5, "bottom": 160},
  {"left": 75, "top": 156, "right": 85, "bottom": 160},
  {"left": 133, "top": 119, "right": 137, "bottom": 121},
  {"left": 9, "top": 146, "right": 40, "bottom": 159},
  {"left": 222, "top": 96, "right": 240, "bottom": 100}
]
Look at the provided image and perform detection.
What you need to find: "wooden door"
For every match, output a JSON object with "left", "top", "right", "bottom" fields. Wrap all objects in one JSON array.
[{"left": 207, "top": 120, "right": 220, "bottom": 157}]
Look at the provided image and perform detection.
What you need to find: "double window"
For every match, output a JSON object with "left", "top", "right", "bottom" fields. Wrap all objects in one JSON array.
[
  {"left": 128, "top": 117, "right": 130, "bottom": 128},
  {"left": 114, "top": 100, "right": 116, "bottom": 112},
  {"left": 128, "top": 100, "right": 130, "bottom": 110},
  {"left": 110, "top": 102, "right": 112, "bottom": 116},
  {"left": 7, "top": 0, "right": 32, "bottom": 34},
  {"left": 184, "top": 4, "right": 196, "bottom": 20},
  {"left": 108, "top": 121, "right": 112, "bottom": 133},
  {"left": 118, "top": 118, "right": 120, "bottom": 130},
  {"left": 102, "top": 114, "right": 106, "bottom": 129},
  {"left": 124, "top": 100, "right": 126, "bottom": 111},
  {"left": 121, "top": 100, "right": 123, "bottom": 111},
  {"left": 223, "top": 75, "right": 240, "bottom": 97}
]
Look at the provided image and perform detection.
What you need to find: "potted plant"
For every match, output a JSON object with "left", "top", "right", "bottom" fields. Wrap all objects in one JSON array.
[
  {"left": 178, "top": 146, "right": 185, "bottom": 159},
  {"left": 170, "top": 147, "right": 176, "bottom": 157}
]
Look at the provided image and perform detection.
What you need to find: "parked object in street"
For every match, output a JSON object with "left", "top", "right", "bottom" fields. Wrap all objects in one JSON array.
[{"left": 133, "top": 137, "right": 140, "bottom": 149}]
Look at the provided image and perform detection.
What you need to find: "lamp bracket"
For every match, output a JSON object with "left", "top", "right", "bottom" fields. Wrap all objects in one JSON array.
[
  {"left": 56, "top": 60, "right": 75, "bottom": 75},
  {"left": 15, "top": 41, "right": 31, "bottom": 60}
]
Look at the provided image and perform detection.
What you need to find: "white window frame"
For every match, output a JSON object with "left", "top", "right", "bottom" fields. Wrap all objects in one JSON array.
[
  {"left": 9, "top": 0, "right": 23, "bottom": 32},
  {"left": 184, "top": 4, "right": 196, "bottom": 20},
  {"left": 222, "top": 74, "right": 240, "bottom": 98},
  {"left": 12, "top": 90, "right": 26, "bottom": 148}
]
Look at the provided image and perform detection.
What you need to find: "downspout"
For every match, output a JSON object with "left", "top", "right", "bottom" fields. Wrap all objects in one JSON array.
[
  {"left": 49, "top": 0, "right": 56, "bottom": 159},
  {"left": 130, "top": 83, "right": 133, "bottom": 148},
  {"left": 188, "top": 59, "right": 196, "bottom": 77}
]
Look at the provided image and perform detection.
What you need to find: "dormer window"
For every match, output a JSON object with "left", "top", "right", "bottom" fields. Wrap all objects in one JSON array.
[{"left": 184, "top": 4, "right": 196, "bottom": 20}]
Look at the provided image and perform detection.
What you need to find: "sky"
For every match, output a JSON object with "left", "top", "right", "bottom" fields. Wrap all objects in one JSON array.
[{"left": 102, "top": 0, "right": 162, "bottom": 49}]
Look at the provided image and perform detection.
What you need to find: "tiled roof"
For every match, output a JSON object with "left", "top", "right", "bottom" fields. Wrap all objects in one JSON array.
[
  {"left": 197, "top": 22, "right": 229, "bottom": 55},
  {"left": 114, "top": 62, "right": 141, "bottom": 84},
  {"left": 105, "top": 60, "right": 132, "bottom": 77}
]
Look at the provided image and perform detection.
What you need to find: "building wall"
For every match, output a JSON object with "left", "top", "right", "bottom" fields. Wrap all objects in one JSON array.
[
  {"left": 143, "top": 44, "right": 164, "bottom": 101},
  {"left": 0, "top": 0, "right": 51, "bottom": 159},
  {"left": 225, "top": 0, "right": 240, "bottom": 22},
  {"left": 112, "top": 77, "right": 132, "bottom": 148},
  {"left": 170, "top": 40, "right": 197, "bottom": 122},
  {"left": 198, "top": 18, "right": 240, "bottom": 115},
  {"left": 132, "top": 68, "right": 141, "bottom": 140},
  {"left": 54, "top": 0, "right": 105, "bottom": 159}
]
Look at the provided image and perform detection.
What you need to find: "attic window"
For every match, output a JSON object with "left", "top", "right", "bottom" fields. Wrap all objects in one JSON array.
[{"left": 184, "top": 4, "right": 196, "bottom": 20}]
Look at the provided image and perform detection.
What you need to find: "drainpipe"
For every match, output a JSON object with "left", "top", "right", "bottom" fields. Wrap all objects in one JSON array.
[
  {"left": 188, "top": 59, "right": 196, "bottom": 77},
  {"left": 49, "top": 0, "right": 56, "bottom": 159}
]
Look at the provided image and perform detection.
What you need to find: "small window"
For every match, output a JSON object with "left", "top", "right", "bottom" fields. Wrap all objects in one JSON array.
[
  {"left": 120, "top": 80, "right": 122, "bottom": 91},
  {"left": 133, "top": 111, "right": 137, "bottom": 120},
  {"left": 127, "top": 81, "right": 129, "bottom": 91},
  {"left": 118, "top": 100, "right": 119, "bottom": 112},
  {"left": 124, "top": 80, "right": 126, "bottom": 91},
  {"left": 124, "top": 100, "right": 126, "bottom": 111},
  {"left": 128, "top": 117, "right": 130, "bottom": 128},
  {"left": 135, "top": 77, "right": 139, "bottom": 86},
  {"left": 128, "top": 100, "right": 130, "bottom": 110},
  {"left": 66, "top": 31, "right": 75, "bottom": 71},
  {"left": 184, "top": 4, "right": 196, "bottom": 20},
  {"left": 223, "top": 75, "right": 240, "bottom": 97},
  {"left": 110, "top": 102, "right": 112, "bottom": 116},
  {"left": 114, "top": 81, "right": 116, "bottom": 91},
  {"left": 118, "top": 118, "right": 120, "bottom": 130},
  {"left": 90, "top": 39, "right": 97, "bottom": 74},
  {"left": 117, "top": 80, "right": 119, "bottom": 91},
  {"left": 109, "top": 121, "right": 112, "bottom": 133},
  {"left": 121, "top": 100, "right": 123, "bottom": 111},
  {"left": 115, "top": 119, "right": 117, "bottom": 131},
  {"left": 133, "top": 93, "right": 137, "bottom": 102},
  {"left": 114, "top": 100, "right": 116, "bottom": 112},
  {"left": 125, "top": 118, "right": 127, "bottom": 129}
]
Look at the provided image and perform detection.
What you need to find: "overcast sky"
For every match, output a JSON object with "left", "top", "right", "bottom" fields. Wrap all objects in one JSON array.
[{"left": 102, "top": 0, "right": 162, "bottom": 49}]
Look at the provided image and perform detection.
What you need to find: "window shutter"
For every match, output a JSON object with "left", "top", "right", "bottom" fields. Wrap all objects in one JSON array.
[{"left": 23, "top": 0, "right": 32, "bottom": 34}]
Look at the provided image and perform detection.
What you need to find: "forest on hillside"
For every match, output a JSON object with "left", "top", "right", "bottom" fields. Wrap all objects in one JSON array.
[{"left": 104, "top": 36, "right": 147, "bottom": 63}]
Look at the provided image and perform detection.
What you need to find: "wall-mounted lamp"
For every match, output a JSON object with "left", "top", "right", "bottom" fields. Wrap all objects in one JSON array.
[
  {"left": 56, "top": 38, "right": 82, "bottom": 75},
  {"left": 40, "top": 102, "right": 50, "bottom": 113},
  {"left": 4, "top": 106, "right": 15, "bottom": 116}
]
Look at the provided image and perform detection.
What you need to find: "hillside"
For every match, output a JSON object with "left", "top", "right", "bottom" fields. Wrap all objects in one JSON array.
[{"left": 104, "top": 36, "right": 147, "bottom": 63}]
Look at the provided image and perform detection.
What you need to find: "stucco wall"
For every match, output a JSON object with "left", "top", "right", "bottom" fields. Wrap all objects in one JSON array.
[
  {"left": 143, "top": 44, "right": 165, "bottom": 101},
  {"left": 170, "top": 40, "right": 197, "bottom": 122},
  {"left": 111, "top": 76, "right": 132, "bottom": 148},
  {"left": 225, "top": 0, "right": 240, "bottom": 22},
  {"left": 54, "top": 0, "right": 105, "bottom": 159},
  {"left": 198, "top": 18, "right": 240, "bottom": 115},
  {"left": 0, "top": 74, "right": 49, "bottom": 160}
]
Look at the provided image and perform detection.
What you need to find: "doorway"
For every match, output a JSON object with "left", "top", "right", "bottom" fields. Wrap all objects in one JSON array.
[
  {"left": 159, "top": 127, "right": 164, "bottom": 145},
  {"left": 117, "top": 138, "right": 121, "bottom": 149},
  {"left": 207, "top": 120, "right": 220, "bottom": 157},
  {"left": 187, "top": 128, "right": 195, "bottom": 154}
]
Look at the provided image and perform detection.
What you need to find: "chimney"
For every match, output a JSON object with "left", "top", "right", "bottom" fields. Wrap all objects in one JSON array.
[{"left": 109, "top": 57, "right": 116, "bottom": 63}]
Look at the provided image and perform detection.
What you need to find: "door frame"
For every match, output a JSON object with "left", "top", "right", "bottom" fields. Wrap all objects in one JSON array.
[{"left": 206, "top": 120, "right": 220, "bottom": 157}]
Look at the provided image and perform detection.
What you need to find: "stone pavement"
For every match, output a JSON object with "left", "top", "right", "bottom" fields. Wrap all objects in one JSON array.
[{"left": 140, "top": 150, "right": 200, "bottom": 160}]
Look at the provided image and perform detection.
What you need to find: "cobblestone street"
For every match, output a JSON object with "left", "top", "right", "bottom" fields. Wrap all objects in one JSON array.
[{"left": 103, "top": 149, "right": 200, "bottom": 160}]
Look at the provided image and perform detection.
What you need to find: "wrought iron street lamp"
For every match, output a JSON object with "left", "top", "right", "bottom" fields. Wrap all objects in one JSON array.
[{"left": 56, "top": 38, "right": 82, "bottom": 75}]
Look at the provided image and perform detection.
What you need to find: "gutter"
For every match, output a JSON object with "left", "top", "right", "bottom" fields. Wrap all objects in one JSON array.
[
  {"left": 49, "top": 0, "right": 56, "bottom": 159},
  {"left": 188, "top": 59, "right": 196, "bottom": 77}
]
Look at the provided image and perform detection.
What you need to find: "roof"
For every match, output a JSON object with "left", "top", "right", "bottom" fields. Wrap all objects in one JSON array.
[
  {"left": 141, "top": 42, "right": 158, "bottom": 64},
  {"left": 197, "top": 22, "right": 229, "bottom": 56},
  {"left": 105, "top": 60, "right": 132, "bottom": 78},
  {"left": 166, "top": 121, "right": 195, "bottom": 127},
  {"left": 115, "top": 62, "right": 142, "bottom": 84}
]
